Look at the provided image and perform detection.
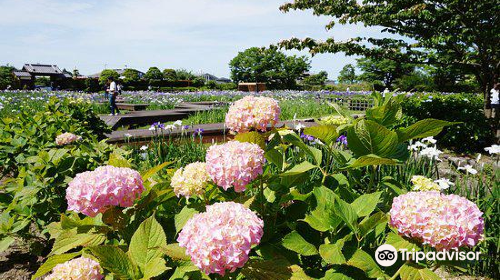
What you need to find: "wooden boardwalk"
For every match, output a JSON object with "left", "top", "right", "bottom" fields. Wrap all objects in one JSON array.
[
  {"left": 106, "top": 120, "right": 317, "bottom": 144},
  {"left": 99, "top": 102, "right": 225, "bottom": 129}
]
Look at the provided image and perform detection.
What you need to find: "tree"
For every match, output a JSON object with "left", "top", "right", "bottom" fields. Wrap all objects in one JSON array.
[
  {"left": 357, "top": 57, "right": 414, "bottom": 89},
  {"left": 99, "top": 69, "right": 119, "bottom": 86},
  {"left": 144, "top": 67, "right": 163, "bottom": 85},
  {"left": 0, "top": 66, "right": 16, "bottom": 90},
  {"left": 229, "top": 47, "right": 310, "bottom": 88},
  {"left": 122, "top": 69, "right": 141, "bottom": 85},
  {"left": 279, "top": 0, "right": 499, "bottom": 113},
  {"left": 338, "top": 64, "right": 356, "bottom": 84},
  {"left": 302, "top": 71, "right": 328, "bottom": 87},
  {"left": 176, "top": 69, "right": 196, "bottom": 80},
  {"left": 162, "top": 69, "right": 177, "bottom": 82}
]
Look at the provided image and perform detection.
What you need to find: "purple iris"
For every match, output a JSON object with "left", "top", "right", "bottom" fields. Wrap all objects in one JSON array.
[
  {"left": 300, "top": 133, "right": 314, "bottom": 141},
  {"left": 194, "top": 128, "right": 204, "bottom": 136},
  {"left": 182, "top": 125, "right": 190, "bottom": 130},
  {"left": 337, "top": 135, "right": 348, "bottom": 146}
]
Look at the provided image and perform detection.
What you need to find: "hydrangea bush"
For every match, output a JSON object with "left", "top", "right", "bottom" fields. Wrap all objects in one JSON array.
[
  {"left": 390, "top": 191, "right": 484, "bottom": 250},
  {"left": 33, "top": 93, "right": 494, "bottom": 280},
  {"left": 55, "top": 132, "right": 82, "bottom": 145},
  {"left": 225, "top": 95, "right": 281, "bottom": 133},
  {"left": 45, "top": 257, "right": 103, "bottom": 280}
]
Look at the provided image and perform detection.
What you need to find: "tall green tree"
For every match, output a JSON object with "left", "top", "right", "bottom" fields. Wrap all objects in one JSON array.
[
  {"left": 122, "top": 69, "right": 141, "bottom": 85},
  {"left": 357, "top": 57, "right": 414, "bottom": 89},
  {"left": 99, "top": 69, "right": 119, "bottom": 86},
  {"left": 144, "top": 67, "right": 163, "bottom": 85},
  {"left": 229, "top": 47, "right": 310, "bottom": 88},
  {"left": 337, "top": 64, "right": 356, "bottom": 84},
  {"left": 162, "top": 69, "right": 177, "bottom": 82},
  {"left": 302, "top": 71, "right": 328, "bottom": 87},
  {"left": 0, "top": 66, "right": 16, "bottom": 90},
  {"left": 279, "top": 0, "right": 499, "bottom": 112}
]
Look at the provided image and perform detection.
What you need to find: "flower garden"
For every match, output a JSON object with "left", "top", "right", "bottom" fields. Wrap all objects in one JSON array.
[{"left": 0, "top": 89, "right": 498, "bottom": 280}]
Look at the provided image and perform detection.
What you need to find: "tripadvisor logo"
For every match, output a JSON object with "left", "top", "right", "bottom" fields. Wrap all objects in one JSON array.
[{"left": 375, "top": 244, "right": 481, "bottom": 267}]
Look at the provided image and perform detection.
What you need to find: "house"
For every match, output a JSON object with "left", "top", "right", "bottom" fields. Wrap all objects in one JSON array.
[
  {"left": 199, "top": 73, "right": 232, "bottom": 84},
  {"left": 12, "top": 64, "right": 70, "bottom": 89}
]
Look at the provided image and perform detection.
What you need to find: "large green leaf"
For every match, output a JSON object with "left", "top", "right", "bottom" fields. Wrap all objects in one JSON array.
[
  {"left": 31, "top": 252, "right": 81, "bottom": 280},
  {"left": 90, "top": 246, "right": 139, "bottom": 279},
  {"left": 281, "top": 161, "right": 318, "bottom": 176},
  {"left": 386, "top": 232, "right": 420, "bottom": 251},
  {"left": 174, "top": 206, "right": 199, "bottom": 233},
  {"left": 129, "top": 216, "right": 168, "bottom": 278},
  {"left": 108, "top": 151, "right": 132, "bottom": 168},
  {"left": 302, "top": 186, "right": 341, "bottom": 232},
  {"left": 333, "top": 197, "right": 358, "bottom": 233},
  {"left": 161, "top": 243, "right": 191, "bottom": 261},
  {"left": 347, "top": 120, "right": 399, "bottom": 158},
  {"left": 365, "top": 97, "right": 403, "bottom": 126},
  {"left": 359, "top": 212, "right": 388, "bottom": 237},
  {"left": 235, "top": 131, "right": 266, "bottom": 149},
  {"left": 321, "top": 270, "right": 355, "bottom": 280},
  {"left": 50, "top": 230, "right": 106, "bottom": 255},
  {"left": 399, "top": 263, "right": 441, "bottom": 280},
  {"left": 141, "top": 161, "right": 173, "bottom": 182},
  {"left": 319, "top": 240, "right": 346, "bottom": 265},
  {"left": 265, "top": 149, "right": 283, "bottom": 170},
  {"left": 303, "top": 125, "right": 339, "bottom": 145},
  {"left": 350, "top": 192, "right": 381, "bottom": 217},
  {"left": 396, "top": 119, "right": 457, "bottom": 142},
  {"left": 241, "top": 258, "right": 312, "bottom": 280},
  {"left": 0, "top": 236, "right": 15, "bottom": 253},
  {"left": 282, "top": 231, "right": 318, "bottom": 256},
  {"left": 344, "top": 154, "right": 398, "bottom": 169},
  {"left": 346, "top": 249, "right": 388, "bottom": 279}
]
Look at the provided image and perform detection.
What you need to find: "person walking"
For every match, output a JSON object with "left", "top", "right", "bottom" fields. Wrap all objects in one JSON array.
[
  {"left": 108, "top": 77, "right": 120, "bottom": 116},
  {"left": 491, "top": 83, "right": 499, "bottom": 118}
]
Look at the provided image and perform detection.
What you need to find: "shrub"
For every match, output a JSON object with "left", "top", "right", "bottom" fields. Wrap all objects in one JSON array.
[{"left": 401, "top": 93, "right": 495, "bottom": 153}]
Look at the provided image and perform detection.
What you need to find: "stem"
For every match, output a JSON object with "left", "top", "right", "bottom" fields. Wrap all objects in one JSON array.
[{"left": 389, "top": 261, "right": 410, "bottom": 280}]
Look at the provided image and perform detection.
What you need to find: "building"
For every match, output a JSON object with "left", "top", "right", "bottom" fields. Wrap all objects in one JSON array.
[
  {"left": 200, "top": 73, "right": 232, "bottom": 84},
  {"left": 12, "top": 64, "right": 71, "bottom": 89},
  {"left": 238, "top": 82, "right": 266, "bottom": 92}
]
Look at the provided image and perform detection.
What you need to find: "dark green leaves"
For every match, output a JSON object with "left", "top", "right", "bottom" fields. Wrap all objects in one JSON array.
[
  {"left": 347, "top": 120, "right": 399, "bottom": 158},
  {"left": 282, "top": 231, "right": 318, "bottom": 256},
  {"left": 396, "top": 119, "right": 457, "bottom": 142}
]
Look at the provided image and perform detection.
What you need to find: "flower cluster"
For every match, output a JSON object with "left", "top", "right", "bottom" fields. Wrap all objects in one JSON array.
[
  {"left": 409, "top": 137, "right": 442, "bottom": 161},
  {"left": 171, "top": 162, "right": 210, "bottom": 198},
  {"left": 55, "top": 132, "right": 81, "bottom": 145},
  {"left": 411, "top": 175, "right": 441, "bottom": 191},
  {"left": 484, "top": 144, "right": 500, "bottom": 155},
  {"left": 66, "top": 166, "right": 145, "bottom": 217},
  {"left": 45, "top": 257, "right": 103, "bottom": 280},
  {"left": 178, "top": 202, "right": 264, "bottom": 276},
  {"left": 206, "top": 141, "right": 265, "bottom": 192},
  {"left": 319, "top": 115, "right": 349, "bottom": 126},
  {"left": 225, "top": 96, "right": 280, "bottom": 133},
  {"left": 390, "top": 191, "right": 484, "bottom": 250}
]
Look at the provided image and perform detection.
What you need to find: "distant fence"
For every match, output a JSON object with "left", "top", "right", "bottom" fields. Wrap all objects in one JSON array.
[{"left": 321, "top": 96, "right": 374, "bottom": 111}]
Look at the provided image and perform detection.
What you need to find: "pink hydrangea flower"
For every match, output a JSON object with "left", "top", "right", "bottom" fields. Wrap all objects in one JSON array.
[
  {"left": 178, "top": 202, "right": 264, "bottom": 276},
  {"left": 56, "top": 132, "right": 82, "bottom": 145},
  {"left": 66, "top": 166, "right": 145, "bottom": 217},
  {"left": 45, "top": 257, "right": 103, "bottom": 280},
  {"left": 389, "top": 191, "right": 484, "bottom": 250},
  {"left": 225, "top": 96, "right": 281, "bottom": 133},
  {"left": 206, "top": 141, "right": 265, "bottom": 192}
]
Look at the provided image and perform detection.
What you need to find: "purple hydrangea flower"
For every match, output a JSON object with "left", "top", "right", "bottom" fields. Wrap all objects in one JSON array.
[{"left": 337, "top": 135, "right": 348, "bottom": 146}]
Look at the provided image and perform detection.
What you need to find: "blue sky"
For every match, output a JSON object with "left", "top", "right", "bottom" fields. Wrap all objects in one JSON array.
[{"left": 0, "top": 0, "right": 384, "bottom": 79}]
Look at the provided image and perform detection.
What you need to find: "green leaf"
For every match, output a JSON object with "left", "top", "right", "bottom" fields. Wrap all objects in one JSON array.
[
  {"left": 129, "top": 216, "right": 168, "bottom": 277},
  {"left": 50, "top": 230, "right": 106, "bottom": 255},
  {"left": 399, "top": 263, "right": 441, "bottom": 280},
  {"left": 265, "top": 149, "right": 283, "bottom": 170},
  {"left": 108, "top": 152, "right": 132, "bottom": 168},
  {"left": 174, "top": 207, "right": 199, "bottom": 233},
  {"left": 309, "top": 146, "right": 323, "bottom": 165},
  {"left": 344, "top": 154, "right": 399, "bottom": 169},
  {"left": 241, "top": 258, "right": 312, "bottom": 280},
  {"left": 333, "top": 197, "right": 358, "bottom": 233},
  {"left": 302, "top": 186, "right": 341, "bottom": 232},
  {"left": 319, "top": 240, "right": 346, "bottom": 265},
  {"left": 359, "top": 212, "right": 388, "bottom": 237},
  {"left": 0, "top": 236, "right": 15, "bottom": 253},
  {"left": 282, "top": 231, "right": 318, "bottom": 256},
  {"left": 141, "top": 161, "right": 173, "bottom": 182},
  {"left": 386, "top": 232, "right": 421, "bottom": 251},
  {"left": 31, "top": 252, "right": 82, "bottom": 280},
  {"left": 235, "top": 131, "right": 266, "bottom": 149},
  {"left": 346, "top": 249, "right": 388, "bottom": 279},
  {"left": 303, "top": 125, "right": 339, "bottom": 145},
  {"left": 161, "top": 243, "right": 191, "bottom": 261},
  {"left": 321, "top": 270, "right": 355, "bottom": 280},
  {"left": 365, "top": 97, "right": 403, "bottom": 126},
  {"left": 350, "top": 192, "right": 381, "bottom": 217},
  {"left": 90, "top": 246, "right": 139, "bottom": 279},
  {"left": 396, "top": 119, "right": 457, "bottom": 142},
  {"left": 347, "top": 120, "right": 399, "bottom": 158},
  {"left": 281, "top": 161, "right": 317, "bottom": 176}
]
